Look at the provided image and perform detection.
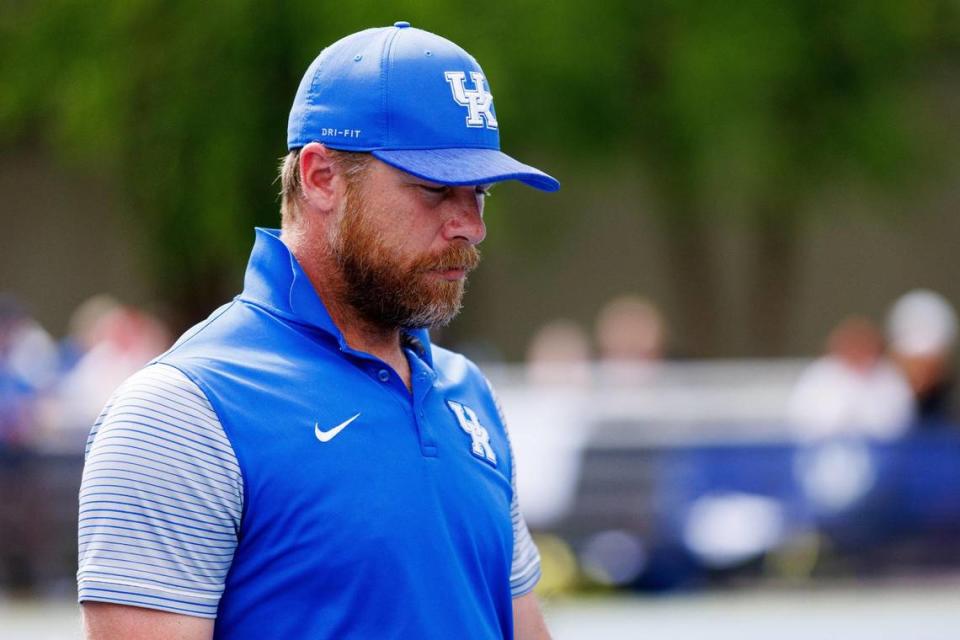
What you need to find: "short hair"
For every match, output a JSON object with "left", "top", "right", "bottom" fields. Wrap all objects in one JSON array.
[{"left": 279, "top": 147, "right": 371, "bottom": 227}]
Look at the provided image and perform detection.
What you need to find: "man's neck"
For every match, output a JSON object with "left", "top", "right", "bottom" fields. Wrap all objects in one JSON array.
[{"left": 284, "top": 231, "right": 412, "bottom": 389}]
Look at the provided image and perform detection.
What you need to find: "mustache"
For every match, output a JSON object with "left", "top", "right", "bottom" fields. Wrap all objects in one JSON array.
[{"left": 414, "top": 244, "right": 481, "bottom": 273}]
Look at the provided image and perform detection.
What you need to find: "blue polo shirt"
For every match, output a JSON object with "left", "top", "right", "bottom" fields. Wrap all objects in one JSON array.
[{"left": 78, "top": 228, "right": 540, "bottom": 639}]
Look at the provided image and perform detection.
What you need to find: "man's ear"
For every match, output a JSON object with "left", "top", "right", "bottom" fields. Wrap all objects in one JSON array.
[{"left": 299, "top": 142, "right": 345, "bottom": 214}]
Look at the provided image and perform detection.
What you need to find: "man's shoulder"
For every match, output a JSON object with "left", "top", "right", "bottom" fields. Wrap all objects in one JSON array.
[
  {"left": 87, "top": 362, "right": 233, "bottom": 463},
  {"left": 108, "top": 361, "right": 208, "bottom": 405},
  {"left": 158, "top": 298, "right": 292, "bottom": 370},
  {"left": 428, "top": 344, "right": 506, "bottom": 418},
  {"left": 429, "top": 344, "right": 489, "bottom": 387},
  {"left": 158, "top": 300, "right": 242, "bottom": 359}
]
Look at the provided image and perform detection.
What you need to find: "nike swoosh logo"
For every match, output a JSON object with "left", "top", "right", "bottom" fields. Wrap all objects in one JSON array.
[{"left": 314, "top": 413, "right": 361, "bottom": 443}]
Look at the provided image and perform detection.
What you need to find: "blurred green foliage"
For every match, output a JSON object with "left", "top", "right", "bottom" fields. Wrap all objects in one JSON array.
[{"left": 2, "top": 1, "right": 958, "bottom": 345}]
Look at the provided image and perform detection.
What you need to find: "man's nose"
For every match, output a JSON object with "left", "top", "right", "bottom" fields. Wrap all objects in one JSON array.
[{"left": 444, "top": 188, "right": 487, "bottom": 245}]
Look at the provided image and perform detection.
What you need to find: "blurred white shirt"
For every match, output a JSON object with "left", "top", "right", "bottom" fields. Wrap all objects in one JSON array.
[{"left": 787, "top": 356, "right": 915, "bottom": 441}]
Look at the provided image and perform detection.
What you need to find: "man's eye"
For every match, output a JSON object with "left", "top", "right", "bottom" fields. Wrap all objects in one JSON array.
[{"left": 419, "top": 185, "right": 448, "bottom": 195}]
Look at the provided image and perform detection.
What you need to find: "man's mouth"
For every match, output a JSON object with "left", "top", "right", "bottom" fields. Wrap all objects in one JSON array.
[
  {"left": 430, "top": 266, "right": 469, "bottom": 281},
  {"left": 417, "top": 245, "right": 480, "bottom": 281}
]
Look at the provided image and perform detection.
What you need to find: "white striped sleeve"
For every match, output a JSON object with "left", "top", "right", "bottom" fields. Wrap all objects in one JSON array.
[
  {"left": 486, "top": 378, "right": 542, "bottom": 597},
  {"left": 77, "top": 363, "right": 243, "bottom": 618}
]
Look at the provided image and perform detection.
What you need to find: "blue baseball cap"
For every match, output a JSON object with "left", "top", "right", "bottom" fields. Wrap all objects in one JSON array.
[{"left": 287, "top": 22, "right": 559, "bottom": 192}]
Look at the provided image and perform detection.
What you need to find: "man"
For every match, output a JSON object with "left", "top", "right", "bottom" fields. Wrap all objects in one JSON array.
[{"left": 78, "top": 22, "right": 558, "bottom": 640}]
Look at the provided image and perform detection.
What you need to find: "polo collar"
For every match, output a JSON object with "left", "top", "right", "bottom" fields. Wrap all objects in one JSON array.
[{"left": 239, "top": 228, "right": 434, "bottom": 367}]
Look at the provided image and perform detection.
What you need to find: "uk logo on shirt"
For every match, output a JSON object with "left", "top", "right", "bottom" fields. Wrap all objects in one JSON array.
[{"left": 447, "top": 400, "right": 497, "bottom": 466}]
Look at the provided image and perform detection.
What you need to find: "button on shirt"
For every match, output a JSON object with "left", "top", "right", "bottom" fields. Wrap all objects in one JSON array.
[{"left": 77, "top": 228, "right": 541, "bottom": 639}]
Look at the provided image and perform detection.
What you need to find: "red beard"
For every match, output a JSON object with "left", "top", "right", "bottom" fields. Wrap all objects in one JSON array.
[{"left": 332, "top": 191, "right": 481, "bottom": 330}]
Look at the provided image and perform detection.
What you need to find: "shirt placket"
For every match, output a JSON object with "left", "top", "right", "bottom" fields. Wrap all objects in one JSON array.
[{"left": 408, "top": 353, "right": 439, "bottom": 457}]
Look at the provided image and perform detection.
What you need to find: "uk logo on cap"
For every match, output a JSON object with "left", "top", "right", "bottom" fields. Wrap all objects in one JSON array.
[{"left": 444, "top": 71, "right": 498, "bottom": 130}]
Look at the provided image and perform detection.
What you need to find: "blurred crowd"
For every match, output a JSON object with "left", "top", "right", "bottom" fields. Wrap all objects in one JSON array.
[
  {"left": 515, "top": 289, "right": 960, "bottom": 593},
  {"left": 0, "top": 294, "right": 171, "bottom": 452},
  {"left": 524, "top": 288, "right": 959, "bottom": 436},
  {"left": 787, "top": 290, "right": 959, "bottom": 440},
  {"left": 526, "top": 295, "right": 667, "bottom": 388}
]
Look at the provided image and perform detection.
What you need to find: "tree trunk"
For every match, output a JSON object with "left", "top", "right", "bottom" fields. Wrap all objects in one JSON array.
[
  {"left": 747, "top": 206, "right": 801, "bottom": 356},
  {"left": 660, "top": 216, "right": 722, "bottom": 357},
  {"left": 166, "top": 263, "right": 236, "bottom": 334}
]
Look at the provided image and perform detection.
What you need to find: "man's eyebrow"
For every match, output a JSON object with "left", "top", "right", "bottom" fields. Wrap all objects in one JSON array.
[
  {"left": 401, "top": 179, "right": 494, "bottom": 193},
  {"left": 403, "top": 177, "right": 446, "bottom": 188}
]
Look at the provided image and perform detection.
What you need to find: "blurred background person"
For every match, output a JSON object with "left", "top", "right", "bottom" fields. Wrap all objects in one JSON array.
[
  {"left": 36, "top": 299, "right": 171, "bottom": 450},
  {"left": 56, "top": 295, "right": 122, "bottom": 376},
  {"left": 502, "top": 319, "right": 593, "bottom": 530},
  {"left": 787, "top": 316, "right": 914, "bottom": 442},
  {"left": 595, "top": 294, "right": 668, "bottom": 385},
  {"left": 0, "top": 295, "right": 59, "bottom": 448},
  {"left": 525, "top": 318, "right": 592, "bottom": 386},
  {"left": 887, "top": 289, "right": 958, "bottom": 428},
  {"left": 0, "top": 297, "right": 59, "bottom": 593}
]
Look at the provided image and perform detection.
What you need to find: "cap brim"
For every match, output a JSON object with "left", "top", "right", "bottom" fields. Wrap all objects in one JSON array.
[{"left": 372, "top": 148, "right": 559, "bottom": 192}]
